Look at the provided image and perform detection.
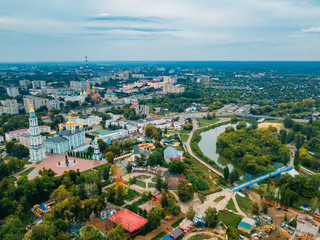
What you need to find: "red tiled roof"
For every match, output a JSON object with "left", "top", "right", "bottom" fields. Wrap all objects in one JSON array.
[{"left": 108, "top": 209, "right": 148, "bottom": 233}]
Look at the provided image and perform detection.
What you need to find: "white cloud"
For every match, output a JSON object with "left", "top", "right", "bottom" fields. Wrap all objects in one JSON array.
[{"left": 302, "top": 26, "right": 320, "bottom": 33}]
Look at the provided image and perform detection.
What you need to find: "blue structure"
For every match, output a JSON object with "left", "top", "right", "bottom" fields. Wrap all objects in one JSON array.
[{"left": 230, "top": 163, "right": 293, "bottom": 192}]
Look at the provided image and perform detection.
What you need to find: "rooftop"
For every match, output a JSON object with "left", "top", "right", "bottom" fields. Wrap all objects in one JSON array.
[{"left": 108, "top": 209, "right": 148, "bottom": 233}]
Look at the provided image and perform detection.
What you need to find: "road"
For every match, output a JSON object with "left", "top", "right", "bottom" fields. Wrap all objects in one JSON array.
[
  {"left": 287, "top": 143, "right": 316, "bottom": 175},
  {"left": 184, "top": 118, "right": 224, "bottom": 177}
]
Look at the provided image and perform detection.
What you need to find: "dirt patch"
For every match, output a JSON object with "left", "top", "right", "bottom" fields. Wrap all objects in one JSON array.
[
  {"left": 258, "top": 122, "right": 284, "bottom": 131},
  {"left": 140, "top": 200, "right": 160, "bottom": 212}
]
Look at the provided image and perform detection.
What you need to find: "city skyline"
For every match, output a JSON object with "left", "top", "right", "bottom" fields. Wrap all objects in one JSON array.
[{"left": 1, "top": 0, "right": 320, "bottom": 62}]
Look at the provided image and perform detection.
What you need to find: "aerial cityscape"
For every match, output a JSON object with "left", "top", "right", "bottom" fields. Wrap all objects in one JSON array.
[{"left": 1, "top": 1, "right": 320, "bottom": 240}]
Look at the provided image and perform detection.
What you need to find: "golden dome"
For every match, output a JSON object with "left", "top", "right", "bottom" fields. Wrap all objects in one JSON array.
[
  {"left": 66, "top": 112, "right": 74, "bottom": 125},
  {"left": 30, "top": 102, "right": 35, "bottom": 113},
  {"left": 86, "top": 80, "right": 89, "bottom": 83},
  {"left": 71, "top": 124, "right": 75, "bottom": 131},
  {"left": 59, "top": 123, "right": 63, "bottom": 129}
]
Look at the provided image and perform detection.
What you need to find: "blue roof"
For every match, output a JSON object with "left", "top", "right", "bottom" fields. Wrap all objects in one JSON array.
[
  {"left": 301, "top": 204, "right": 310, "bottom": 208},
  {"left": 164, "top": 147, "right": 183, "bottom": 160},
  {"left": 161, "top": 236, "right": 174, "bottom": 240},
  {"left": 238, "top": 221, "right": 253, "bottom": 230}
]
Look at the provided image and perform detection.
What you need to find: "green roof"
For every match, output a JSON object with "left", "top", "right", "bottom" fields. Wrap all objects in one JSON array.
[{"left": 238, "top": 221, "right": 253, "bottom": 230}]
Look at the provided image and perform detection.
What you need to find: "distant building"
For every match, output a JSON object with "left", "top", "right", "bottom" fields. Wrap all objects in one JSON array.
[
  {"left": 5, "top": 125, "right": 51, "bottom": 142},
  {"left": 32, "top": 80, "right": 46, "bottom": 89},
  {"left": 6, "top": 87, "right": 19, "bottom": 97},
  {"left": 19, "top": 79, "right": 31, "bottom": 89},
  {"left": 0, "top": 99, "right": 19, "bottom": 115},
  {"left": 163, "top": 84, "right": 185, "bottom": 93},
  {"left": 73, "top": 115, "right": 102, "bottom": 127},
  {"left": 70, "top": 81, "right": 87, "bottom": 91},
  {"left": 23, "top": 96, "right": 49, "bottom": 112}
]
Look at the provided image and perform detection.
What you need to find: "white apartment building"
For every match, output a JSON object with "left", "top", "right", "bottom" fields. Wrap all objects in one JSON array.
[
  {"left": 163, "top": 84, "right": 185, "bottom": 93},
  {"left": 0, "top": 99, "right": 19, "bottom": 115},
  {"left": 6, "top": 87, "right": 19, "bottom": 97},
  {"left": 73, "top": 115, "right": 103, "bottom": 127},
  {"left": 23, "top": 96, "right": 49, "bottom": 112},
  {"left": 5, "top": 125, "right": 51, "bottom": 142},
  {"left": 32, "top": 80, "right": 46, "bottom": 89},
  {"left": 70, "top": 81, "right": 87, "bottom": 91}
]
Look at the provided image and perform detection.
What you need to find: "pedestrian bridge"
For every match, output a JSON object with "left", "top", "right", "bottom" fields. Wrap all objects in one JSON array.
[{"left": 230, "top": 163, "right": 293, "bottom": 192}]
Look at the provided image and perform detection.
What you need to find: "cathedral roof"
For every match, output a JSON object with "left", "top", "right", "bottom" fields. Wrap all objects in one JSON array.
[
  {"left": 46, "top": 136, "right": 68, "bottom": 143},
  {"left": 59, "top": 129, "right": 81, "bottom": 136}
]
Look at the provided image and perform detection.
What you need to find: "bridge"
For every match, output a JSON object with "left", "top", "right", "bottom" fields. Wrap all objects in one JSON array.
[{"left": 230, "top": 163, "right": 293, "bottom": 192}]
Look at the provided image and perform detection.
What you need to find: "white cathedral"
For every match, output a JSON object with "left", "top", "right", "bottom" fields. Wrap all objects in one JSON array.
[
  {"left": 44, "top": 113, "right": 85, "bottom": 154},
  {"left": 28, "top": 105, "right": 47, "bottom": 162}
]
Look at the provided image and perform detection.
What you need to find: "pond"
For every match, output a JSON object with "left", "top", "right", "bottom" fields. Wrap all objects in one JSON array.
[{"left": 198, "top": 123, "right": 245, "bottom": 174}]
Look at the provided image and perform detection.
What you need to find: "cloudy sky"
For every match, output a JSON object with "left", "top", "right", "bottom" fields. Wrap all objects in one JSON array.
[{"left": 1, "top": 0, "right": 320, "bottom": 62}]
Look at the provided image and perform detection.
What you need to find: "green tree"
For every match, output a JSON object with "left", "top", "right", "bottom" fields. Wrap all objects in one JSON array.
[
  {"left": 236, "top": 122, "right": 247, "bottom": 130},
  {"left": 107, "top": 224, "right": 125, "bottom": 240},
  {"left": 146, "top": 206, "right": 164, "bottom": 230},
  {"left": 279, "top": 129, "right": 287, "bottom": 144},
  {"left": 0, "top": 215, "right": 26, "bottom": 240},
  {"left": 52, "top": 185, "right": 70, "bottom": 203},
  {"left": 224, "top": 167, "right": 229, "bottom": 181},
  {"left": 168, "top": 159, "right": 185, "bottom": 174},
  {"left": 167, "top": 198, "right": 181, "bottom": 216},
  {"left": 204, "top": 207, "right": 219, "bottom": 228},
  {"left": 227, "top": 226, "right": 238, "bottom": 240},
  {"left": 105, "top": 151, "right": 114, "bottom": 163},
  {"left": 23, "top": 223, "right": 56, "bottom": 240},
  {"left": 252, "top": 202, "right": 259, "bottom": 215},
  {"left": 155, "top": 171, "right": 163, "bottom": 191},
  {"left": 187, "top": 205, "right": 196, "bottom": 220},
  {"left": 284, "top": 116, "right": 294, "bottom": 128},
  {"left": 177, "top": 180, "right": 194, "bottom": 202},
  {"left": 229, "top": 170, "right": 239, "bottom": 184},
  {"left": 80, "top": 225, "right": 104, "bottom": 240}
]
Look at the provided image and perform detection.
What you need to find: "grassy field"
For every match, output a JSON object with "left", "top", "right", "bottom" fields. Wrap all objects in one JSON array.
[
  {"left": 196, "top": 118, "right": 220, "bottom": 128},
  {"left": 125, "top": 189, "right": 140, "bottom": 201},
  {"left": 235, "top": 194, "right": 253, "bottom": 214},
  {"left": 151, "top": 177, "right": 157, "bottom": 182},
  {"left": 19, "top": 167, "right": 35, "bottom": 177},
  {"left": 226, "top": 198, "right": 237, "bottom": 212},
  {"left": 197, "top": 193, "right": 206, "bottom": 204},
  {"left": 180, "top": 134, "right": 189, "bottom": 142},
  {"left": 214, "top": 195, "right": 225, "bottom": 203},
  {"left": 171, "top": 217, "right": 185, "bottom": 227},
  {"left": 151, "top": 231, "right": 167, "bottom": 240},
  {"left": 135, "top": 179, "right": 146, "bottom": 188},
  {"left": 219, "top": 210, "right": 242, "bottom": 227},
  {"left": 189, "top": 233, "right": 215, "bottom": 240},
  {"left": 148, "top": 183, "right": 156, "bottom": 188}
]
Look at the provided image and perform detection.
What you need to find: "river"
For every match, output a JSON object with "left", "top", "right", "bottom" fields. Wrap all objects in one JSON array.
[{"left": 198, "top": 123, "right": 244, "bottom": 174}]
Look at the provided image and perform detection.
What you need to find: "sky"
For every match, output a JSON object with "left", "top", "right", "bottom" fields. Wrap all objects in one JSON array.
[{"left": 1, "top": 0, "right": 320, "bottom": 62}]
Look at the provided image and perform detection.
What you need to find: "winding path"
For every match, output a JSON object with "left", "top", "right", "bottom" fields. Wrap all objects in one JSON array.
[{"left": 183, "top": 118, "right": 227, "bottom": 178}]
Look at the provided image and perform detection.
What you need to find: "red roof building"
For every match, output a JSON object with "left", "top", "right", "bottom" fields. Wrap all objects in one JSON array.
[{"left": 108, "top": 209, "right": 148, "bottom": 233}]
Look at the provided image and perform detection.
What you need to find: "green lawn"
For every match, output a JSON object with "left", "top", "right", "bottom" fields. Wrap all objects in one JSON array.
[
  {"left": 198, "top": 193, "right": 206, "bottom": 204},
  {"left": 189, "top": 233, "right": 215, "bottom": 240},
  {"left": 226, "top": 198, "right": 237, "bottom": 212},
  {"left": 151, "top": 231, "right": 167, "bottom": 240},
  {"left": 136, "top": 175, "right": 151, "bottom": 180},
  {"left": 3, "top": 155, "right": 10, "bottom": 161},
  {"left": 151, "top": 177, "right": 157, "bottom": 183},
  {"left": 196, "top": 118, "right": 220, "bottom": 128},
  {"left": 218, "top": 210, "right": 242, "bottom": 227},
  {"left": 125, "top": 188, "right": 140, "bottom": 201},
  {"left": 135, "top": 179, "right": 146, "bottom": 188},
  {"left": 171, "top": 217, "right": 185, "bottom": 227},
  {"left": 148, "top": 183, "right": 156, "bottom": 188},
  {"left": 235, "top": 194, "right": 253, "bottom": 214},
  {"left": 180, "top": 134, "right": 189, "bottom": 142},
  {"left": 19, "top": 167, "right": 35, "bottom": 177},
  {"left": 214, "top": 195, "right": 225, "bottom": 203}
]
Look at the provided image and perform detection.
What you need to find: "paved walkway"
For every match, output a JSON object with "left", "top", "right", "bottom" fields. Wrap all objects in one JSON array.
[
  {"left": 195, "top": 189, "right": 233, "bottom": 215},
  {"left": 232, "top": 193, "right": 246, "bottom": 217},
  {"left": 184, "top": 118, "right": 228, "bottom": 177}
]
